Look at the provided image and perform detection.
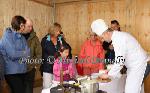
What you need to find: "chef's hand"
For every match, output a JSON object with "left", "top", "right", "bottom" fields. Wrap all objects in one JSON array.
[
  {"left": 99, "top": 73, "right": 110, "bottom": 79},
  {"left": 104, "top": 70, "right": 109, "bottom": 73}
]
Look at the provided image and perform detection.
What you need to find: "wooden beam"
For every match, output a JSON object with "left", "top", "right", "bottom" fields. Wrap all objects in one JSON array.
[
  {"left": 29, "top": 0, "right": 53, "bottom": 7},
  {"left": 55, "top": 0, "right": 113, "bottom": 4},
  {"left": 55, "top": 0, "right": 90, "bottom": 4},
  {"left": 55, "top": 0, "right": 124, "bottom": 4},
  {"left": 55, "top": 0, "right": 82, "bottom": 4}
]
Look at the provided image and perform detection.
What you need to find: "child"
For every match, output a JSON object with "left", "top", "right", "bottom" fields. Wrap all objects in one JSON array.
[{"left": 53, "top": 44, "right": 75, "bottom": 81}]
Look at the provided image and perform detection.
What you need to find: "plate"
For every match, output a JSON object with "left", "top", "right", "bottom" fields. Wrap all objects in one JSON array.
[{"left": 96, "top": 77, "right": 111, "bottom": 83}]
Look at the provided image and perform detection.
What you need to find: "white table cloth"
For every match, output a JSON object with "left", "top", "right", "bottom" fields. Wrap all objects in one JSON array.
[{"left": 41, "top": 74, "right": 145, "bottom": 93}]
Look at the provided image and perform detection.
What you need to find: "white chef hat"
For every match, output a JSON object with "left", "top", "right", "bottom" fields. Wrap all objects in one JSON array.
[{"left": 91, "top": 19, "right": 108, "bottom": 36}]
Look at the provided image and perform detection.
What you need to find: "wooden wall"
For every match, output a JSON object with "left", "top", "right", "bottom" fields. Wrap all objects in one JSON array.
[
  {"left": 0, "top": 0, "right": 53, "bottom": 40},
  {"left": 55, "top": 0, "right": 150, "bottom": 55},
  {"left": 0, "top": 0, "right": 53, "bottom": 88},
  {"left": 0, "top": 0, "right": 149, "bottom": 92},
  {"left": 55, "top": 0, "right": 150, "bottom": 93}
]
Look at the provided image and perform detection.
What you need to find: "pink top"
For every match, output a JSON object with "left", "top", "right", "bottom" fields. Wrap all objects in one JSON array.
[{"left": 53, "top": 58, "right": 76, "bottom": 81}]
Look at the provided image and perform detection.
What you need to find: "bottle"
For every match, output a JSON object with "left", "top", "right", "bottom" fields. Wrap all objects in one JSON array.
[
  {"left": 75, "top": 56, "right": 78, "bottom": 63},
  {"left": 60, "top": 68, "right": 63, "bottom": 86}
]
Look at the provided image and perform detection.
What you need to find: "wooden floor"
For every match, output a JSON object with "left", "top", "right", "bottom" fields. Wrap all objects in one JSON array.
[{"left": 34, "top": 87, "right": 42, "bottom": 93}]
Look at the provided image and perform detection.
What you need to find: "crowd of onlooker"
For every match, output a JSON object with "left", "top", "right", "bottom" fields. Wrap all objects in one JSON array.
[{"left": 0, "top": 15, "right": 123, "bottom": 93}]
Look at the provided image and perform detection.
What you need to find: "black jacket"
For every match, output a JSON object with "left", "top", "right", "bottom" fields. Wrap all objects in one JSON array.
[
  {"left": 41, "top": 34, "right": 73, "bottom": 74},
  {"left": 41, "top": 35, "right": 61, "bottom": 74},
  {"left": 102, "top": 41, "right": 115, "bottom": 61}
]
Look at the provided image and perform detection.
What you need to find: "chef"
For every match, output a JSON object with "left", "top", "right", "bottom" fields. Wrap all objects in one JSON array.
[{"left": 91, "top": 19, "right": 150, "bottom": 93}]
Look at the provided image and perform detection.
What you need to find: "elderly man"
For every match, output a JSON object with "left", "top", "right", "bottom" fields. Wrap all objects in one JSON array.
[
  {"left": 23, "top": 18, "right": 42, "bottom": 93},
  {"left": 91, "top": 19, "right": 150, "bottom": 93}
]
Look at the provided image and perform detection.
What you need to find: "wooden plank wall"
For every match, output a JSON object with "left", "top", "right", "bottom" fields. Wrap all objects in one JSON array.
[
  {"left": 55, "top": 0, "right": 150, "bottom": 93},
  {"left": 0, "top": 0, "right": 149, "bottom": 92},
  {"left": 55, "top": 0, "right": 150, "bottom": 55},
  {"left": 0, "top": 0, "right": 53, "bottom": 85},
  {"left": 55, "top": 0, "right": 126, "bottom": 55},
  {"left": 0, "top": 0, "right": 53, "bottom": 40}
]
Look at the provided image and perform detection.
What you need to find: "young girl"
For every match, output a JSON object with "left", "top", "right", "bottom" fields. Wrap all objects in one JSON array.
[{"left": 53, "top": 44, "right": 76, "bottom": 81}]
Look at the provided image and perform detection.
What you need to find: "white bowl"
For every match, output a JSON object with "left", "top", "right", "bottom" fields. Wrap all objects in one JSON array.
[{"left": 99, "top": 70, "right": 106, "bottom": 75}]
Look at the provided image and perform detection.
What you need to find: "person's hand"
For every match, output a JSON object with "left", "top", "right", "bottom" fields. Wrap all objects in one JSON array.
[
  {"left": 109, "top": 44, "right": 114, "bottom": 50},
  {"left": 99, "top": 73, "right": 109, "bottom": 79},
  {"left": 103, "top": 70, "right": 109, "bottom": 73},
  {"left": 99, "top": 70, "right": 109, "bottom": 74},
  {"left": 66, "top": 70, "right": 69, "bottom": 74},
  {"left": 63, "top": 70, "right": 69, "bottom": 75}
]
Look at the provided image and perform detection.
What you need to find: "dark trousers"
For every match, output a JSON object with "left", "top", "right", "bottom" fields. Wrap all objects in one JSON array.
[
  {"left": 144, "top": 63, "right": 150, "bottom": 80},
  {"left": 5, "top": 73, "right": 26, "bottom": 93},
  {"left": 24, "top": 68, "right": 36, "bottom": 93}
]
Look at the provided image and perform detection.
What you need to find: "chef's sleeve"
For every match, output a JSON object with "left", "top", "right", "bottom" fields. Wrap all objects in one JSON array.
[{"left": 108, "top": 42, "right": 126, "bottom": 78}]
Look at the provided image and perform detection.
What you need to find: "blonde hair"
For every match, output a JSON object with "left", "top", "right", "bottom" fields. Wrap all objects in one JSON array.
[
  {"left": 48, "top": 26, "right": 56, "bottom": 36},
  {"left": 86, "top": 30, "right": 98, "bottom": 40}
]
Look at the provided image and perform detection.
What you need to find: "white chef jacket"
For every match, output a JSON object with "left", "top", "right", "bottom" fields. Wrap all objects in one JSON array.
[
  {"left": 108, "top": 31, "right": 149, "bottom": 77},
  {"left": 108, "top": 31, "right": 149, "bottom": 93}
]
